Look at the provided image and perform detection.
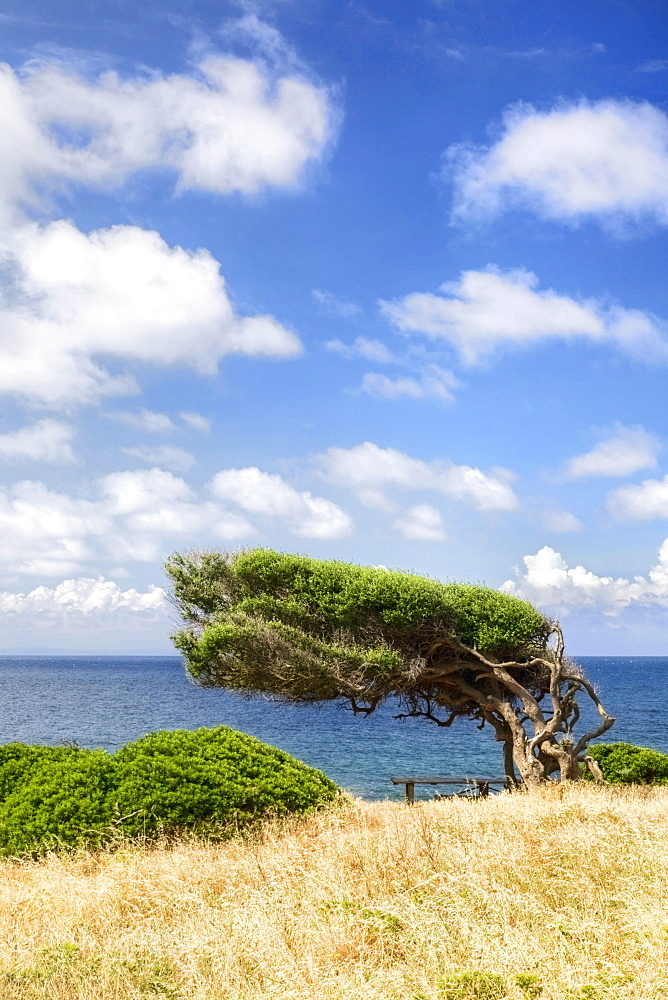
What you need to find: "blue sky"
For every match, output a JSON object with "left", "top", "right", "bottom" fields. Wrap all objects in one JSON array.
[{"left": 0, "top": 0, "right": 668, "bottom": 653}]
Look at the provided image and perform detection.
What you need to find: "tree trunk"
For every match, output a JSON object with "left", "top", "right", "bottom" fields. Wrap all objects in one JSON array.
[
  {"left": 502, "top": 738, "right": 518, "bottom": 787},
  {"left": 548, "top": 746, "right": 582, "bottom": 782},
  {"left": 510, "top": 732, "right": 546, "bottom": 788}
]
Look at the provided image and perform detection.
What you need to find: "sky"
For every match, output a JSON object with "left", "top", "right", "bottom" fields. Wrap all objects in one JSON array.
[{"left": 0, "top": 0, "right": 667, "bottom": 654}]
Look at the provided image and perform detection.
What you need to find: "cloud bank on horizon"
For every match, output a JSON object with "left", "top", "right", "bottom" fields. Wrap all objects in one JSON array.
[{"left": 0, "top": 1, "right": 666, "bottom": 653}]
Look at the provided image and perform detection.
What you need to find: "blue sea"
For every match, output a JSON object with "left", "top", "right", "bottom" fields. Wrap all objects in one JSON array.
[{"left": 1, "top": 655, "right": 666, "bottom": 800}]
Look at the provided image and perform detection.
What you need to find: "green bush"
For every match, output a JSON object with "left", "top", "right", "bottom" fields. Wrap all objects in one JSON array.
[
  {"left": 112, "top": 726, "right": 339, "bottom": 838},
  {"left": 586, "top": 742, "right": 668, "bottom": 785},
  {"left": 0, "top": 726, "right": 339, "bottom": 856},
  {"left": 0, "top": 746, "right": 116, "bottom": 855}
]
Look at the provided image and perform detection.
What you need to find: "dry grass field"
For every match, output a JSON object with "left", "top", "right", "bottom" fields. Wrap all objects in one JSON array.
[{"left": 1, "top": 784, "right": 668, "bottom": 999}]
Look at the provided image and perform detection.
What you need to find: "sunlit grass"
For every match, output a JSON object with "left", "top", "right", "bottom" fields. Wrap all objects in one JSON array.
[{"left": 2, "top": 784, "right": 668, "bottom": 998}]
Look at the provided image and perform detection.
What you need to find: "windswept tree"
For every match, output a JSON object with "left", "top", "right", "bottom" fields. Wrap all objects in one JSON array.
[{"left": 166, "top": 548, "right": 614, "bottom": 787}]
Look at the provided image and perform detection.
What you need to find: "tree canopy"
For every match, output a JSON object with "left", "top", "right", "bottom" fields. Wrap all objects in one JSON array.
[{"left": 167, "top": 548, "right": 614, "bottom": 786}]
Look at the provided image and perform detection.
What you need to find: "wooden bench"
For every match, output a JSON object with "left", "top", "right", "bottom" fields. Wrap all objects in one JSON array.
[{"left": 390, "top": 775, "right": 508, "bottom": 804}]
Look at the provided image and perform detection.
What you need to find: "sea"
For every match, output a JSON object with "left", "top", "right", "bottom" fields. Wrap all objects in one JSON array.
[{"left": 1, "top": 655, "right": 666, "bottom": 801}]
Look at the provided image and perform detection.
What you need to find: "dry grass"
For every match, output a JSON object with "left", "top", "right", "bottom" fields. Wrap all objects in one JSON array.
[{"left": 2, "top": 785, "right": 668, "bottom": 999}]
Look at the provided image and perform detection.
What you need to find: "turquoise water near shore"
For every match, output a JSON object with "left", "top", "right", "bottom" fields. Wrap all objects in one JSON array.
[{"left": 1, "top": 655, "right": 665, "bottom": 800}]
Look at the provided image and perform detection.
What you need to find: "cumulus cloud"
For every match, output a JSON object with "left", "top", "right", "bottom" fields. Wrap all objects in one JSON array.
[
  {"left": 447, "top": 98, "right": 668, "bottom": 228},
  {"left": 0, "top": 460, "right": 356, "bottom": 579},
  {"left": 360, "top": 366, "right": 458, "bottom": 402},
  {"left": 502, "top": 541, "right": 668, "bottom": 615},
  {"left": 122, "top": 445, "right": 196, "bottom": 473},
  {"left": 210, "top": 467, "right": 353, "bottom": 538},
  {"left": 381, "top": 267, "right": 668, "bottom": 366},
  {"left": 0, "top": 418, "right": 76, "bottom": 463},
  {"left": 0, "top": 53, "right": 334, "bottom": 222},
  {"left": 564, "top": 425, "right": 660, "bottom": 479},
  {"left": 393, "top": 504, "right": 447, "bottom": 541},
  {"left": 0, "top": 220, "right": 301, "bottom": 407},
  {"left": 180, "top": 411, "right": 211, "bottom": 433},
  {"left": 318, "top": 441, "right": 519, "bottom": 512},
  {"left": 608, "top": 474, "right": 668, "bottom": 521},
  {"left": 0, "top": 576, "right": 170, "bottom": 642},
  {"left": 0, "top": 577, "right": 167, "bottom": 618},
  {"left": 0, "top": 468, "right": 253, "bottom": 577}
]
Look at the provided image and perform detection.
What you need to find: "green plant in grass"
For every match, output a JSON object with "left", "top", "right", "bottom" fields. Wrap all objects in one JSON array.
[
  {"left": 437, "top": 969, "right": 506, "bottom": 999},
  {"left": 0, "top": 727, "right": 338, "bottom": 856},
  {"left": 585, "top": 742, "right": 668, "bottom": 784}
]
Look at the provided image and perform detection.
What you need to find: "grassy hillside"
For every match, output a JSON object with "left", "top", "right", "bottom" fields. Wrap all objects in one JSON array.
[{"left": 2, "top": 786, "right": 668, "bottom": 999}]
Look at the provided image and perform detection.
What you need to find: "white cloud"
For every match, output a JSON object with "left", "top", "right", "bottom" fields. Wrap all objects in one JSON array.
[
  {"left": 327, "top": 337, "right": 461, "bottom": 404},
  {"left": 0, "top": 53, "right": 334, "bottom": 221},
  {"left": 326, "top": 336, "right": 393, "bottom": 362},
  {"left": 540, "top": 509, "right": 583, "bottom": 533},
  {"left": 122, "top": 445, "right": 196, "bottom": 473},
  {"left": 180, "top": 411, "right": 211, "bottom": 433},
  {"left": 0, "top": 219, "right": 302, "bottom": 407},
  {"left": 393, "top": 504, "right": 447, "bottom": 541},
  {"left": 360, "top": 366, "right": 458, "bottom": 402},
  {"left": 0, "top": 480, "right": 105, "bottom": 577},
  {"left": 210, "top": 466, "right": 353, "bottom": 539},
  {"left": 608, "top": 474, "right": 668, "bottom": 521},
  {"left": 0, "top": 468, "right": 253, "bottom": 578},
  {"left": 502, "top": 541, "right": 668, "bottom": 615},
  {"left": 109, "top": 409, "right": 177, "bottom": 434},
  {"left": 318, "top": 441, "right": 519, "bottom": 512},
  {"left": 564, "top": 425, "right": 660, "bottom": 479},
  {"left": 0, "top": 576, "right": 170, "bottom": 642},
  {"left": 0, "top": 418, "right": 76, "bottom": 463},
  {"left": 381, "top": 267, "right": 668, "bottom": 366},
  {"left": 0, "top": 577, "right": 167, "bottom": 618},
  {"left": 98, "top": 468, "right": 252, "bottom": 561},
  {"left": 313, "top": 290, "right": 363, "bottom": 319},
  {"left": 447, "top": 99, "right": 668, "bottom": 227},
  {"left": 0, "top": 462, "right": 357, "bottom": 579},
  {"left": 220, "top": 13, "right": 303, "bottom": 69}
]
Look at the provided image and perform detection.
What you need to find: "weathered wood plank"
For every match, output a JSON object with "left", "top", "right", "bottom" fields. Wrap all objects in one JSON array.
[
  {"left": 390, "top": 776, "right": 507, "bottom": 785},
  {"left": 390, "top": 775, "right": 508, "bottom": 804}
]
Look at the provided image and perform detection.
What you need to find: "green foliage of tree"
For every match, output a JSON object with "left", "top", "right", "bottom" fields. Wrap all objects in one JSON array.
[
  {"left": 169, "top": 547, "right": 548, "bottom": 656},
  {"left": 0, "top": 727, "right": 338, "bottom": 856},
  {"left": 166, "top": 549, "right": 614, "bottom": 787},
  {"left": 586, "top": 742, "right": 668, "bottom": 785}
]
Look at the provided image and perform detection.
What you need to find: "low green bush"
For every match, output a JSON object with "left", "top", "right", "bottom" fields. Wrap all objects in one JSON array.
[
  {"left": 586, "top": 742, "right": 668, "bottom": 785},
  {"left": 0, "top": 746, "right": 116, "bottom": 855},
  {"left": 0, "top": 726, "right": 339, "bottom": 856}
]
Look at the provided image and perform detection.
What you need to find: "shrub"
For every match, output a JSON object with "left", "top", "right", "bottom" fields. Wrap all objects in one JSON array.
[
  {"left": 586, "top": 742, "right": 668, "bottom": 785},
  {"left": 0, "top": 727, "right": 339, "bottom": 856},
  {"left": 111, "top": 726, "right": 339, "bottom": 838},
  {"left": 0, "top": 745, "right": 116, "bottom": 855}
]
